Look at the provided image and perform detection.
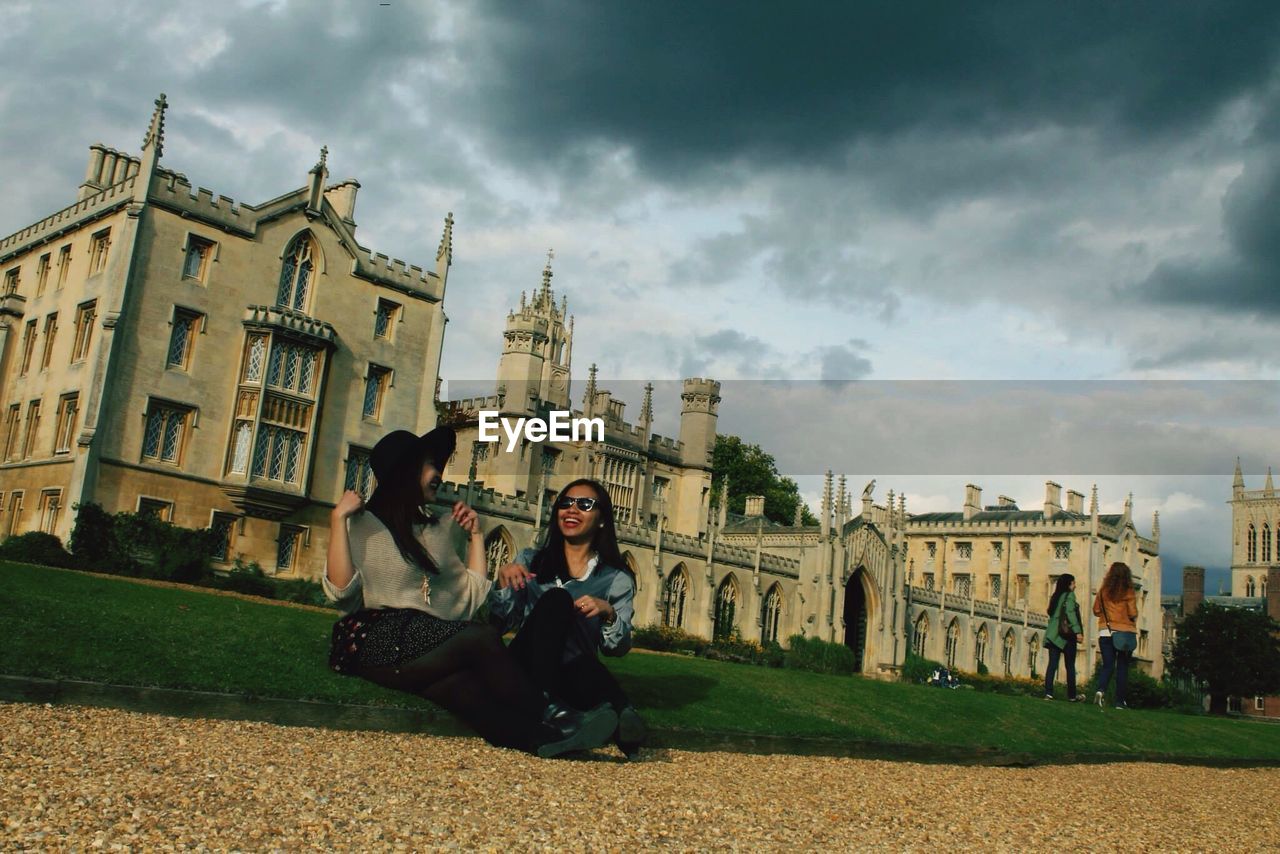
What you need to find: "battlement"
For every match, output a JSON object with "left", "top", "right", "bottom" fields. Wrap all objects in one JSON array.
[
  {"left": 241, "top": 304, "right": 337, "bottom": 347},
  {"left": 355, "top": 247, "right": 441, "bottom": 295},
  {"left": 443, "top": 394, "right": 506, "bottom": 414},
  {"left": 152, "top": 172, "right": 249, "bottom": 233},
  {"left": 0, "top": 176, "right": 138, "bottom": 262}
]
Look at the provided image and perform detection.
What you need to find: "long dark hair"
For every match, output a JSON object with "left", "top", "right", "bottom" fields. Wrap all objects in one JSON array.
[
  {"left": 1100, "top": 561, "right": 1133, "bottom": 601},
  {"left": 532, "top": 478, "right": 625, "bottom": 584},
  {"left": 365, "top": 445, "right": 439, "bottom": 575},
  {"left": 1047, "top": 573, "right": 1074, "bottom": 618}
]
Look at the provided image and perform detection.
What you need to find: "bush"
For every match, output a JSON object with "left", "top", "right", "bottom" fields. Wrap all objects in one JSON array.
[
  {"left": 963, "top": 671, "right": 1044, "bottom": 697},
  {"left": 216, "top": 560, "right": 276, "bottom": 599},
  {"left": 69, "top": 502, "right": 218, "bottom": 583},
  {"left": 273, "top": 577, "right": 329, "bottom": 607},
  {"left": 901, "top": 653, "right": 945, "bottom": 684},
  {"left": 633, "top": 624, "right": 709, "bottom": 656},
  {"left": 1085, "top": 667, "right": 1202, "bottom": 711},
  {"left": 783, "top": 634, "right": 857, "bottom": 675},
  {"left": 0, "top": 531, "right": 75, "bottom": 568},
  {"left": 704, "top": 630, "right": 770, "bottom": 665}
]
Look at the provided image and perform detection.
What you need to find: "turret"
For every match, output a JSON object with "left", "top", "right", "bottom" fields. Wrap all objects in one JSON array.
[
  {"left": 678, "top": 378, "right": 721, "bottom": 469},
  {"left": 1234, "top": 457, "right": 1245, "bottom": 499},
  {"left": 494, "top": 254, "right": 572, "bottom": 411}
]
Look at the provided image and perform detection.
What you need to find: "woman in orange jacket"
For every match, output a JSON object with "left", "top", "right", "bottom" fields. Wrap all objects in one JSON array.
[{"left": 1092, "top": 561, "right": 1139, "bottom": 709}]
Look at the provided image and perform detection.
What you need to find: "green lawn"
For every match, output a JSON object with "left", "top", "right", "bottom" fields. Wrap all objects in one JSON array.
[{"left": 6, "top": 561, "right": 1280, "bottom": 760}]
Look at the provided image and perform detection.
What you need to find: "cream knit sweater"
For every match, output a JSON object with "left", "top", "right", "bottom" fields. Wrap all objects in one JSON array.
[{"left": 323, "top": 510, "right": 492, "bottom": 620}]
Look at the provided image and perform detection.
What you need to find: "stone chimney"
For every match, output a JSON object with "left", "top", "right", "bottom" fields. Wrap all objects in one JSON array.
[
  {"left": 963, "top": 484, "right": 982, "bottom": 520},
  {"left": 324, "top": 179, "right": 360, "bottom": 224},
  {"left": 1268, "top": 567, "right": 1280, "bottom": 622},
  {"left": 744, "top": 495, "right": 765, "bottom": 517},
  {"left": 1066, "top": 490, "right": 1084, "bottom": 515},
  {"left": 1044, "top": 481, "right": 1063, "bottom": 518},
  {"left": 997, "top": 495, "right": 1017, "bottom": 509},
  {"left": 1182, "top": 566, "right": 1205, "bottom": 616}
]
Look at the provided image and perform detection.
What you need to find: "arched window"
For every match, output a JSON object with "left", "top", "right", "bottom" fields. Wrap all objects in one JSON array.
[
  {"left": 1002, "top": 630, "right": 1016, "bottom": 676},
  {"left": 484, "top": 529, "right": 511, "bottom": 580},
  {"left": 761, "top": 584, "right": 783, "bottom": 645},
  {"left": 1248, "top": 524, "right": 1257, "bottom": 563},
  {"left": 228, "top": 421, "right": 252, "bottom": 474},
  {"left": 1262, "top": 575, "right": 1269, "bottom": 597},
  {"left": 277, "top": 234, "right": 316, "bottom": 312},
  {"left": 912, "top": 613, "right": 930, "bottom": 657},
  {"left": 1028, "top": 635, "right": 1041, "bottom": 678},
  {"left": 1264, "top": 524, "right": 1272, "bottom": 563},
  {"left": 663, "top": 567, "right": 688, "bottom": 629},
  {"left": 974, "top": 624, "right": 989, "bottom": 668},
  {"left": 713, "top": 575, "right": 739, "bottom": 641},
  {"left": 1246, "top": 576, "right": 1257, "bottom": 597},
  {"left": 945, "top": 619, "right": 960, "bottom": 668}
]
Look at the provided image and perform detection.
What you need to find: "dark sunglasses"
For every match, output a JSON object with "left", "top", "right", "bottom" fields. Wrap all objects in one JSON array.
[{"left": 556, "top": 496, "right": 598, "bottom": 511}]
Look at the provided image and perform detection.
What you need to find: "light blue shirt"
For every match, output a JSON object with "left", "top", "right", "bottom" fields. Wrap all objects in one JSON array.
[{"left": 488, "top": 548, "right": 634, "bottom": 657}]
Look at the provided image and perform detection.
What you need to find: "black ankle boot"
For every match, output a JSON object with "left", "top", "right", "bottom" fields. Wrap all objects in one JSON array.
[
  {"left": 615, "top": 704, "right": 647, "bottom": 759},
  {"left": 533, "top": 698, "right": 617, "bottom": 759}
]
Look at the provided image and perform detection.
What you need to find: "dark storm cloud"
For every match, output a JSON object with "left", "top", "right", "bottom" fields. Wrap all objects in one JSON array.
[
  {"left": 463, "top": 0, "right": 1280, "bottom": 178},
  {"left": 1137, "top": 151, "right": 1280, "bottom": 314}
]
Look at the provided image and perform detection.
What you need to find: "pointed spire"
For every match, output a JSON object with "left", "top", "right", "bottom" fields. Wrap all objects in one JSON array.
[
  {"left": 540, "top": 248, "right": 554, "bottom": 306},
  {"left": 1124, "top": 492, "right": 1133, "bottom": 523},
  {"left": 718, "top": 473, "right": 730, "bottom": 529},
  {"left": 520, "top": 290, "right": 527, "bottom": 311},
  {"left": 436, "top": 211, "right": 454, "bottom": 266},
  {"left": 307, "top": 145, "right": 328, "bottom": 212},
  {"left": 1234, "top": 456, "right": 1246, "bottom": 489},
  {"left": 821, "top": 471, "right": 834, "bottom": 538},
  {"left": 1090, "top": 484, "right": 1099, "bottom": 515},
  {"left": 887, "top": 489, "right": 896, "bottom": 526},
  {"left": 140, "top": 93, "right": 168, "bottom": 157},
  {"left": 793, "top": 502, "right": 802, "bottom": 527},
  {"left": 640, "top": 382, "right": 654, "bottom": 425},
  {"left": 1152, "top": 510, "right": 1161, "bottom": 541},
  {"left": 1266, "top": 467, "right": 1274, "bottom": 496},
  {"left": 583, "top": 363, "right": 598, "bottom": 418}
]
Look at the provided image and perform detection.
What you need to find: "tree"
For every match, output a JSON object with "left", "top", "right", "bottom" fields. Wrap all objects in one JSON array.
[
  {"left": 711, "top": 434, "right": 818, "bottom": 526},
  {"left": 1169, "top": 603, "right": 1280, "bottom": 715}
]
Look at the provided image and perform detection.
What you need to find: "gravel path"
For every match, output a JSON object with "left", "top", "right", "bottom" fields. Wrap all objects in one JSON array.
[{"left": 4, "top": 703, "right": 1279, "bottom": 851}]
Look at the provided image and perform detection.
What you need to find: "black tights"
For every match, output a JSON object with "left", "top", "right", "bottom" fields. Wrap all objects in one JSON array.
[
  {"left": 358, "top": 624, "right": 544, "bottom": 750},
  {"left": 508, "top": 587, "right": 630, "bottom": 712}
]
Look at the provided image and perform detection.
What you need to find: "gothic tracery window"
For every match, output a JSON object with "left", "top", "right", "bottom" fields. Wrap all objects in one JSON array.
[
  {"left": 1264, "top": 524, "right": 1272, "bottom": 563},
  {"left": 761, "top": 584, "right": 782, "bottom": 645},
  {"left": 277, "top": 234, "right": 315, "bottom": 312},
  {"left": 1248, "top": 524, "right": 1257, "bottom": 563},
  {"left": 912, "top": 613, "right": 930, "bottom": 657},
  {"left": 945, "top": 619, "right": 960, "bottom": 668},
  {"left": 713, "top": 575, "right": 738, "bottom": 641},
  {"left": 1247, "top": 576, "right": 1257, "bottom": 597},
  {"left": 974, "top": 624, "right": 989, "bottom": 668},
  {"left": 663, "top": 567, "right": 688, "bottom": 629},
  {"left": 1002, "top": 630, "right": 1015, "bottom": 676}
]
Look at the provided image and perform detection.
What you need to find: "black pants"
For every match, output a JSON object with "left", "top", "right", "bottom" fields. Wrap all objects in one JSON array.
[
  {"left": 356, "top": 623, "right": 546, "bottom": 751},
  {"left": 508, "top": 587, "right": 630, "bottom": 712},
  {"left": 1044, "top": 637, "right": 1077, "bottom": 698}
]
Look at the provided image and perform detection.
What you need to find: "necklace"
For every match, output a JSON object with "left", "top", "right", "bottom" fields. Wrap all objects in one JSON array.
[{"left": 420, "top": 574, "right": 432, "bottom": 605}]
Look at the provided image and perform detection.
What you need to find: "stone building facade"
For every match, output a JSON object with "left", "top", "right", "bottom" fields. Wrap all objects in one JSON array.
[
  {"left": 1230, "top": 459, "right": 1277, "bottom": 600},
  {"left": 0, "top": 96, "right": 452, "bottom": 575}
]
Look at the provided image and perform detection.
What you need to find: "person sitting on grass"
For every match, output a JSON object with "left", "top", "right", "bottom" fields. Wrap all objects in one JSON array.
[
  {"left": 490, "top": 478, "right": 647, "bottom": 759},
  {"left": 324, "top": 426, "right": 616, "bottom": 758},
  {"left": 1043, "top": 573, "right": 1085, "bottom": 702}
]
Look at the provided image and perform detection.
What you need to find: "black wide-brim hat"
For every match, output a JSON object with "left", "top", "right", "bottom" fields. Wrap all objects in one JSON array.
[{"left": 370, "top": 425, "right": 456, "bottom": 482}]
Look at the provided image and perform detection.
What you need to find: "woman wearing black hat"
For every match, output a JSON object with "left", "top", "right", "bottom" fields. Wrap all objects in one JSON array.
[{"left": 324, "top": 426, "right": 617, "bottom": 757}]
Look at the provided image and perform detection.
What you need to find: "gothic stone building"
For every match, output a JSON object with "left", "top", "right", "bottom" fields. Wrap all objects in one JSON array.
[{"left": 0, "top": 96, "right": 452, "bottom": 574}]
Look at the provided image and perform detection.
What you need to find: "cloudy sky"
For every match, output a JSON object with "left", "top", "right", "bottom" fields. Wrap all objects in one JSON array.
[{"left": 4, "top": 0, "right": 1280, "bottom": 592}]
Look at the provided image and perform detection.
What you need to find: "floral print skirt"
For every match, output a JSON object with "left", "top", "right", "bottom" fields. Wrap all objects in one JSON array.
[{"left": 329, "top": 608, "right": 470, "bottom": 674}]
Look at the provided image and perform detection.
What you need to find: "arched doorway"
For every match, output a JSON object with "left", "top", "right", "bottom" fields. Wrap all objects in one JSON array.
[{"left": 843, "top": 567, "right": 869, "bottom": 671}]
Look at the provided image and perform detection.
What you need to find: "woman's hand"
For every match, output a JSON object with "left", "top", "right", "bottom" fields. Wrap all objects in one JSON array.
[
  {"left": 575, "top": 595, "right": 615, "bottom": 622},
  {"left": 333, "top": 490, "right": 365, "bottom": 521},
  {"left": 451, "top": 501, "right": 481, "bottom": 536},
  {"left": 497, "top": 562, "right": 534, "bottom": 591}
]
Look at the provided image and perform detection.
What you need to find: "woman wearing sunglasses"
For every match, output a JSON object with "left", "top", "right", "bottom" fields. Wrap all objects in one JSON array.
[
  {"left": 324, "top": 427, "right": 617, "bottom": 758},
  {"left": 489, "top": 478, "right": 647, "bottom": 759}
]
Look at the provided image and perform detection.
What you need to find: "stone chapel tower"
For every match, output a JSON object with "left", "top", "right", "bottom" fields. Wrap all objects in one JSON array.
[{"left": 493, "top": 254, "right": 573, "bottom": 415}]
